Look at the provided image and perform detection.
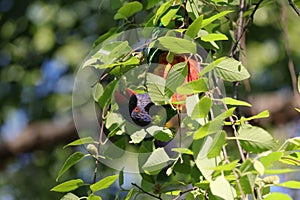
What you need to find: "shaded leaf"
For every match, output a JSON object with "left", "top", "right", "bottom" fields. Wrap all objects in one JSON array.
[
  {"left": 207, "top": 131, "right": 226, "bottom": 158},
  {"left": 260, "top": 152, "right": 283, "bottom": 168},
  {"left": 238, "top": 125, "right": 277, "bottom": 153},
  {"left": 60, "top": 193, "right": 79, "bottom": 200},
  {"left": 51, "top": 179, "right": 85, "bottom": 193},
  {"left": 165, "top": 62, "right": 188, "bottom": 98},
  {"left": 125, "top": 188, "right": 135, "bottom": 200},
  {"left": 87, "top": 194, "right": 102, "bottom": 200},
  {"left": 147, "top": 73, "right": 166, "bottom": 104},
  {"left": 90, "top": 174, "right": 119, "bottom": 193},
  {"left": 191, "top": 96, "right": 212, "bottom": 119},
  {"left": 56, "top": 152, "right": 85, "bottom": 181},
  {"left": 199, "top": 57, "right": 226, "bottom": 77},
  {"left": 98, "top": 79, "right": 118, "bottom": 109}
]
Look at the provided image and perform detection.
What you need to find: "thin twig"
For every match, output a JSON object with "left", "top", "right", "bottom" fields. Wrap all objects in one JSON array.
[
  {"left": 131, "top": 183, "right": 162, "bottom": 200},
  {"left": 288, "top": 0, "right": 300, "bottom": 16},
  {"left": 173, "top": 187, "right": 198, "bottom": 200}
]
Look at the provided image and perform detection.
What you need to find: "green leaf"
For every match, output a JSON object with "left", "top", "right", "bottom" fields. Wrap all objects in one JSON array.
[
  {"left": 260, "top": 152, "right": 283, "bottom": 168},
  {"left": 216, "top": 57, "right": 250, "bottom": 82},
  {"left": 280, "top": 152, "right": 300, "bottom": 166},
  {"left": 130, "top": 129, "right": 148, "bottom": 144},
  {"left": 119, "top": 169, "right": 124, "bottom": 188},
  {"left": 264, "top": 168, "right": 300, "bottom": 174},
  {"left": 93, "top": 83, "right": 104, "bottom": 102},
  {"left": 276, "top": 181, "right": 300, "bottom": 189},
  {"left": 199, "top": 57, "right": 225, "bottom": 77},
  {"left": 201, "top": 33, "right": 228, "bottom": 42},
  {"left": 222, "top": 97, "right": 251, "bottom": 107},
  {"left": 201, "top": 10, "right": 233, "bottom": 28},
  {"left": 146, "top": 0, "right": 161, "bottom": 9},
  {"left": 296, "top": 108, "right": 300, "bottom": 112},
  {"left": 56, "top": 152, "right": 85, "bottom": 181},
  {"left": 152, "top": 128, "right": 173, "bottom": 142},
  {"left": 238, "top": 125, "right": 277, "bottom": 153},
  {"left": 161, "top": 5, "right": 180, "bottom": 26},
  {"left": 242, "top": 110, "right": 269, "bottom": 121},
  {"left": 171, "top": 148, "right": 194, "bottom": 155},
  {"left": 90, "top": 174, "right": 119, "bottom": 193},
  {"left": 212, "top": 160, "right": 239, "bottom": 171},
  {"left": 263, "top": 192, "right": 292, "bottom": 200},
  {"left": 51, "top": 179, "right": 85, "bottom": 193},
  {"left": 125, "top": 188, "right": 135, "bottom": 200},
  {"left": 283, "top": 137, "right": 300, "bottom": 151},
  {"left": 147, "top": 73, "right": 166, "bottom": 105},
  {"left": 64, "top": 137, "right": 95, "bottom": 148},
  {"left": 185, "top": 15, "right": 203, "bottom": 38},
  {"left": 210, "top": 175, "right": 236, "bottom": 200},
  {"left": 194, "top": 107, "right": 235, "bottom": 140},
  {"left": 191, "top": 96, "right": 212, "bottom": 119},
  {"left": 176, "top": 78, "right": 208, "bottom": 95},
  {"left": 60, "top": 193, "right": 79, "bottom": 200},
  {"left": 253, "top": 160, "right": 265, "bottom": 176},
  {"left": 87, "top": 194, "right": 102, "bottom": 200},
  {"left": 98, "top": 79, "right": 118, "bottom": 109},
  {"left": 207, "top": 131, "right": 226, "bottom": 158},
  {"left": 114, "top": 1, "right": 143, "bottom": 20},
  {"left": 142, "top": 148, "right": 170, "bottom": 174},
  {"left": 156, "top": 36, "right": 197, "bottom": 54},
  {"left": 153, "top": 0, "right": 173, "bottom": 25},
  {"left": 165, "top": 62, "right": 188, "bottom": 98}
]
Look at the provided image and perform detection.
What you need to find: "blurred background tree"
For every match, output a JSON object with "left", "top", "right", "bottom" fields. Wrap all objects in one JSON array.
[{"left": 0, "top": 0, "right": 299, "bottom": 199}]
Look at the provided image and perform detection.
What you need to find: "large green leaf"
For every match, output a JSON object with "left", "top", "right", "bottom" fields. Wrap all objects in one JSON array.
[
  {"left": 222, "top": 97, "right": 251, "bottom": 107},
  {"left": 165, "top": 62, "right": 188, "bottom": 98},
  {"left": 60, "top": 193, "right": 80, "bottom": 200},
  {"left": 114, "top": 1, "right": 143, "bottom": 20},
  {"left": 51, "top": 179, "right": 85, "bottom": 193},
  {"left": 210, "top": 175, "right": 236, "bottom": 200},
  {"left": 146, "top": 73, "right": 166, "bottom": 105},
  {"left": 56, "top": 152, "right": 85, "bottom": 181},
  {"left": 176, "top": 78, "right": 208, "bottom": 95},
  {"left": 156, "top": 36, "right": 197, "bottom": 54},
  {"left": 142, "top": 148, "right": 170, "bottom": 174},
  {"left": 238, "top": 125, "right": 277, "bottom": 153},
  {"left": 216, "top": 57, "right": 250, "bottom": 82},
  {"left": 263, "top": 192, "right": 292, "bottom": 200},
  {"left": 260, "top": 152, "right": 283, "bottom": 168},
  {"left": 90, "top": 174, "right": 119, "bottom": 193},
  {"left": 207, "top": 131, "right": 226, "bottom": 158},
  {"left": 185, "top": 15, "right": 203, "bottom": 38}
]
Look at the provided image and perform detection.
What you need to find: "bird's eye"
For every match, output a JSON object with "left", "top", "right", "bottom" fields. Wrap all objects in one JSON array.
[{"left": 134, "top": 107, "right": 140, "bottom": 112}]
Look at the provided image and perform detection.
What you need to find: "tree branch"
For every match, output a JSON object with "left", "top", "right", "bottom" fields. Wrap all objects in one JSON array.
[{"left": 288, "top": 0, "right": 300, "bottom": 17}]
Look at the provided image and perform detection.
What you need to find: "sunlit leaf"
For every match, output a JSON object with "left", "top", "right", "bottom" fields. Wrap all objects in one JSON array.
[
  {"left": 263, "top": 192, "right": 292, "bottom": 200},
  {"left": 125, "top": 188, "right": 135, "bottom": 200},
  {"left": 56, "top": 152, "right": 85, "bottom": 181},
  {"left": 64, "top": 137, "right": 95, "bottom": 148},
  {"left": 238, "top": 125, "right": 277, "bottom": 153},
  {"left": 241, "top": 110, "right": 270, "bottom": 122},
  {"left": 156, "top": 36, "right": 197, "bottom": 54},
  {"left": 201, "top": 10, "right": 233, "bottom": 28},
  {"left": 60, "top": 193, "right": 80, "bottom": 200},
  {"left": 171, "top": 148, "right": 194, "bottom": 155},
  {"left": 87, "top": 194, "right": 102, "bottom": 200},
  {"left": 297, "top": 73, "right": 300, "bottom": 94},
  {"left": 199, "top": 57, "right": 226, "bottom": 77},
  {"left": 296, "top": 108, "right": 300, "bottom": 112},
  {"left": 114, "top": 1, "right": 143, "bottom": 20},
  {"left": 253, "top": 160, "right": 265, "bottom": 176},
  {"left": 276, "top": 181, "right": 300, "bottom": 189},
  {"left": 216, "top": 57, "right": 250, "bottom": 82},
  {"left": 260, "top": 152, "right": 283, "bottom": 168},
  {"left": 222, "top": 97, "right": 251, "bottom": 107},
  {"left": 212, "top": 160, "right": 239, "bottom": 171},
  {"left": 185, "top": 15, "right": 203, "bottom": 38},
  {"left": 201, "top": 33, "right": 228, "bottom": 42},
  {"left": 153, "top": 0, "right": 173, "bottom": 25},
  {"left": 176, "top": 78, "right": 208, "bottom": 95},
  {"left": 161, "top": 5, "right": 180, "bottom": 26},
  {"left": 210, "top": 175, "right": 236, "bottom": 200},
  {"left": 142, "top": 148, "right": 170, "bottom": 174},
  {"left": 280, "top": 152, "right": 300, "bottom": 166},
  {"left": 51, "top": 179, "right": 85, "bottom": 193},
  {"left": 283, "top": 137, "right": 300, "bottom": 151},
  {"left": 264, "top": 168, "right": 300, "bottom": 174},
  {"left": 191, "top": 96, "right": 212, "bottom": 119},
  {"left": 90, "top": 174, "right": 119, "bottom": 193}
]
